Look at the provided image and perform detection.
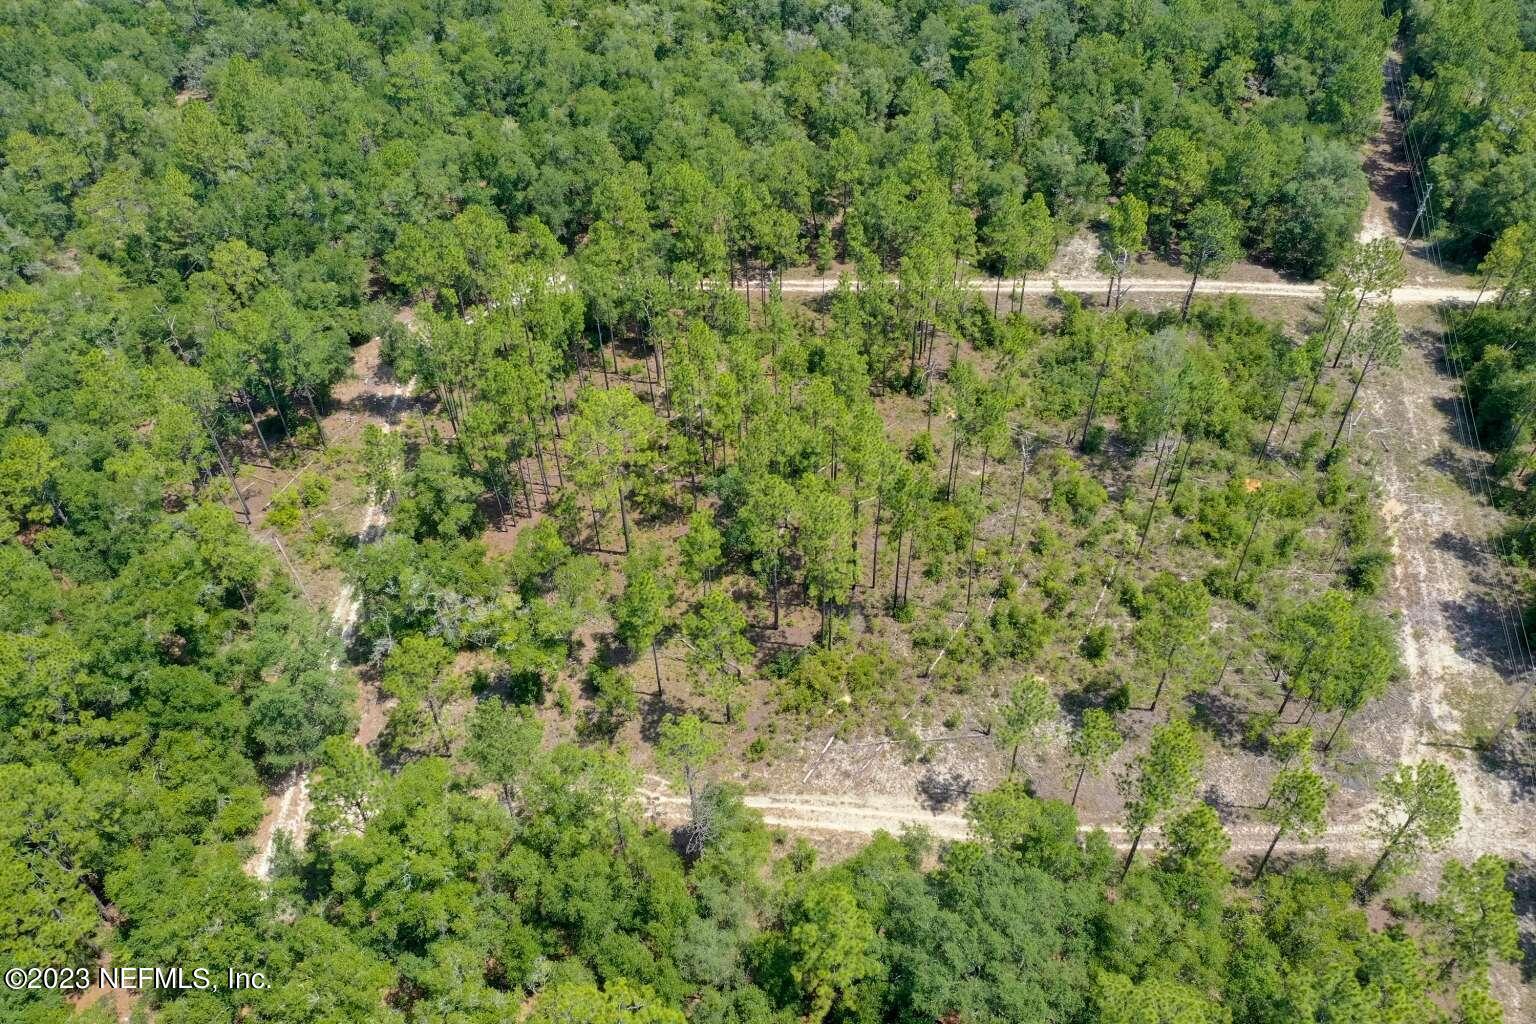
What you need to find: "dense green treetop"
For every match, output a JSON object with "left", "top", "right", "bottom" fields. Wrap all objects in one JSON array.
[{"left": 0, "top": 3, "right": 1525, "bottom": 1023}]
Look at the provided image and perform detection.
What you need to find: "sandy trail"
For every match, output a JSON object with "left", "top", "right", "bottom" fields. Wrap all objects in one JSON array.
[
  {"left": 768, "top": 275, "right": 1481, "bottom": 306},
  {"left": 1355, "top": 49, "right": 1536, "bottom": 869},
  {"left": 1352, "top": 326, "right": 1535, "bottom": 1018},
  {"left": 244, "top": 354, "right": 409, "bottom": 880},
  {"left": 643, "top": 788, "right": 1403, "bottom": 855},
  {"left": 1361, "top": 335, "right": 1536, "bottom": 860}
]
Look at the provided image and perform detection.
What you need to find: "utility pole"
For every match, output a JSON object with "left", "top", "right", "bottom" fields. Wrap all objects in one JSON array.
[
  {"left": 1491, "top": 670, "right": 1535, "bottom": 749},
  {"left": 1404, "top": 183, "right": 1434, "bottom": 249}
]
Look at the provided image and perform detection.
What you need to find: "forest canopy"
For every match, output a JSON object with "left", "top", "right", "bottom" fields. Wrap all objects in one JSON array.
[
  {"left": 0, "top": 0, "right": 1395, "bottom": 296},
  {"left": 1, "top": 1, "right": 1530, "bottom": 1024},
  {"left": 1400, "top": 0, "right": 1536, "bottom": 261}
]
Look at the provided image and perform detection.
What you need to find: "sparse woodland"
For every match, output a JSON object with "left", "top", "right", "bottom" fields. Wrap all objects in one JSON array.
[{"left": 0, "top": 1, "right": 1531, "bottom": 1022}]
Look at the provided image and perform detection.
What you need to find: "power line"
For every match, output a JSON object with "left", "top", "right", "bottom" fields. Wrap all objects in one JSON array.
[
  {"left": 1391, "top": 63, "right": 1532, "bottom": 680},
  {"left": 1383, "top": 55, "right": 1536, "bottom": 741}
]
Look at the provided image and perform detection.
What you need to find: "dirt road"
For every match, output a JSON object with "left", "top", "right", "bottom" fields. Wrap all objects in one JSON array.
[
  {"left": 769, "top": 275, "right": 1481, "bottom": 306},
  {"left": 644, "top": 788, "right": 1399, "bottom": 855},
  {"left": 1357, "top": 328, "right": 1536, "bottom": 856}
]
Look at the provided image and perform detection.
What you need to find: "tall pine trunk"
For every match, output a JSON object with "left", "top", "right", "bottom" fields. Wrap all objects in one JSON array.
[
  {"left": 1330, "top": 353, "right": 1375, "bottom": 452},
  {"left": 1262, "top": 382, "right": 1290, "bottom": 460},
  {"left": 1333, "top": 292, "right": 1369, "bottom": 368},
  {"left": 1254, "top": 828, "right": 1282, "bottom": 881},
  {"left": 1081, "top": 338, "right": 1113, "bottom": 449},
  {"left": 870, "top": 494, "right": 883, "bottom": 589},
  {"left": 1121, "top": 826, "right": 1145, "bottom": 879},
  {"left": 1180, "top": 256, "right": 1204, "bottom": 322},
  {"left": 1323, "top": 710, "right": 1349, "bottom": 752}
]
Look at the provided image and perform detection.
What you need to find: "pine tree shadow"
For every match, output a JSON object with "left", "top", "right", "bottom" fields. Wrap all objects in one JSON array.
[
  {"left": 1430, "top": 529, "right": 1487, "bottom": 568},
  {"left": 1058, "top": 687, "right": 1102, "bottom": 725},
  {"left": 638, "top": 687, "right": 683, "bottom": 745},
  {"left": 1424, "top": 434, "right": 1495, "bottom": 499},
  {"left": 916, "top": 767, "right": 974, "bottom": 812},
  {"left": 593, "top": 633, "right": 630, "bottom": 671},
  {"left": 1201, "top": 784, "right": 1243, "bottom": 826},
  {"left": 1190, "top": 691, "right": 1254, "bottom": 748},
  {"left": 336, "top": 388, "right": 410, "bottom": 422},
  {"left": 1440, "top": 592, "right": 1530, "bottom": 678},
  {"left": 1503, "top": 862, "right": 1536, "bottom": 982},
  {"left": 1479, "top": 706, "right": 1536, "bottom": 802}
]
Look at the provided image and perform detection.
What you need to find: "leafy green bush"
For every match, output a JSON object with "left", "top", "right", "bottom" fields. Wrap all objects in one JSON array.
[
  {"left": 979, "top": 597, "right": 1053, "bottom": 666},
  {"left": 266, "top": 490, "right": 303, "bottom": 534},
  {"left": 1080, "top": 625, "right": 1113, "bottom": 663},
  {"left": 1047, "top": 455, "right": 1109, "bottom": 526},
  {"left": 1347, "top": 549, "right": 1391, "bottom": 595},
  {"left": 1083, "top": 423, "right": 1108, "bottom": 454},
  {"left": 297, "top": 471, "right": 331, "bottom": 508},
  {"left": 776, "top": 646, "right": 898, "bottom": 716}
]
